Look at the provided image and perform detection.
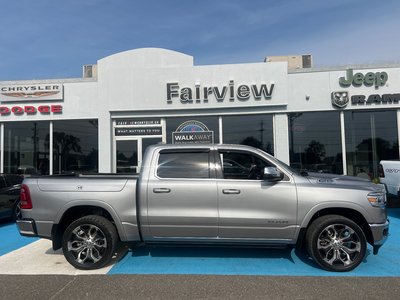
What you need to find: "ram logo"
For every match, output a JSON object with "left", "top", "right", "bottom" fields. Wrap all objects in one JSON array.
[{"left": 331, "top": 91, "right": 349, "bottom": 108}]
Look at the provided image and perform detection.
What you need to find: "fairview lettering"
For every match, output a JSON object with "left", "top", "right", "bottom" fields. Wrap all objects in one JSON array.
[{"left": 166, "top": 80, "right": 275, "bottom": 104}]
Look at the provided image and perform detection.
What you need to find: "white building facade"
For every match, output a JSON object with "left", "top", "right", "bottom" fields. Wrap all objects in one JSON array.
[{"left": 0, "top": 48, "right": 399, "bottom": 179}]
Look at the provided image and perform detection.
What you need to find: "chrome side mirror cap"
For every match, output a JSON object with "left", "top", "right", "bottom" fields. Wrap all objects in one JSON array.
[{"left": 263, "top": 167, "right": 283, "bottom": 181}]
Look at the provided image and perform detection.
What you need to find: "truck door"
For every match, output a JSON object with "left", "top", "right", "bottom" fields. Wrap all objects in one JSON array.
[
  {"left": 146, "top": 149, "right": 218, "bottom": 239},
  {"left": 216, "top": 149, "right": 297, "bottom": 241}
]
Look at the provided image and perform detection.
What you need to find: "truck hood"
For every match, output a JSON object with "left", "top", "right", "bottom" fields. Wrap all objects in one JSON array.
[{"left": 305, "top": 172, "right": 384, "bottom": 191}]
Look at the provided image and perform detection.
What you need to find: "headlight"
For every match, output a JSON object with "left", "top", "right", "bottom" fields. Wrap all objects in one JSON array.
[{"left": 367, "top": 192, "right": 387, "bottom": 207}]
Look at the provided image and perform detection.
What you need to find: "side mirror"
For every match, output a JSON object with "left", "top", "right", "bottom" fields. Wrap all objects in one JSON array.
[{"left": 263, "top": 167, "right": 283, "bottom": 181}]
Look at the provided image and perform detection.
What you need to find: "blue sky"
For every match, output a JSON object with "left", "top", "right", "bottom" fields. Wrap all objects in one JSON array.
[{"left": 1, "top": 0, "right": 400, "bottom": 81}]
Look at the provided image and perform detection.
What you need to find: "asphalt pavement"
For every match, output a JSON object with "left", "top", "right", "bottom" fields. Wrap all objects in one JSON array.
[{"left": 0, "top": 274, "right": 399, "bottom": 300}]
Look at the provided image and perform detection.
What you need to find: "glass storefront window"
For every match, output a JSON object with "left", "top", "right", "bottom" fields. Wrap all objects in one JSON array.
[
  {"left": 166, "top": 116, "right": 219, "bottom": 144},
  {"left": 53, "top": 120, "right": 98, "bottom": 174},
  {"left": 116, "top": 140, "right": 138, "bottom": 173},
  {"left": 345, "top": 110, "right": 399, "bottom": 179},
  {"left": 289, "top": 112, "right": 343, "bottom": 174},
  {"left": 222, "top": 115, "right": 274, "bottom": 154},
  {"left": 4, "top": 122, "right": 50, "bottom": 175}
]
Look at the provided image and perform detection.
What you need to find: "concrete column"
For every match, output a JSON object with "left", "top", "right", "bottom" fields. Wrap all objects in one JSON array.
[
  {"left": 273, "top": 113, "right": 290, "bottom": 165},
  {"left": 98, "top": 114, "right": 112, "bottom": 173}
]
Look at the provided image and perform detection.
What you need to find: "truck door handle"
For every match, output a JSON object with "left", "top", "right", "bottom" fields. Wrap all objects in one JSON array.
[
  {"left": 153, "top": 188, "right": 171, "bottom": 193},
  {"left": 222, "top": 189, "right": 240, "bottom": 194}
]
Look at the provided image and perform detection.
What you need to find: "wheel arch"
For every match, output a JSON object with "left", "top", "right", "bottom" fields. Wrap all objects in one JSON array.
[
  {"left": 298, "top": 207, "right": 373, "bottom": 247},
  {"left": 51, "top": 203, "right": 123, "bottom": 250}
]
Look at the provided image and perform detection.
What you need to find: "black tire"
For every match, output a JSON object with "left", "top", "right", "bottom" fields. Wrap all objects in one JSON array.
[
  {"left": 305, "top": 215, "right": 367, "bottom": 272},
  {"left": 62, "top": 215, "right": 118, "bottom": 270}
]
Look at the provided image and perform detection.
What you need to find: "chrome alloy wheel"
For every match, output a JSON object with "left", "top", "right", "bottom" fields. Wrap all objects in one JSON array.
[
  {"left": 317, "top": 224, "right": 362, "bottom": 267},
  {"left": 67, "top": 224, "right": 107, "bottom": 265}
]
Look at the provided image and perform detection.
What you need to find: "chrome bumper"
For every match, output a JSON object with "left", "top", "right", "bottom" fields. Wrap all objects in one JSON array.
[
  {"left": 16, "top": 219, "right": 38, "bottom": 237},
  {"left": 369, "top": 219, "right": 389, "bottom": 254}
]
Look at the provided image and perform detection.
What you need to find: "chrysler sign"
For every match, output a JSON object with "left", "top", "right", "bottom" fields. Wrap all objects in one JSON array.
[{"left": 0, "top": 84, "right": 63, "bottom": 101}]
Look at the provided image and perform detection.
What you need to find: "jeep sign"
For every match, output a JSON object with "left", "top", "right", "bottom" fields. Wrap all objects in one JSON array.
[{"left": 339, "top": 69, "right": 388, "bottom": 88}]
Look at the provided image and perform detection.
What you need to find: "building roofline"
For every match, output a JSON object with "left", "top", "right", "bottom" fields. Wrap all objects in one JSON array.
[
  {"left": 288, "top": 62, "right": 400, "bottom": 74},
  {"left": 0, "top": 77, "right": 97, "bottom": 85}
]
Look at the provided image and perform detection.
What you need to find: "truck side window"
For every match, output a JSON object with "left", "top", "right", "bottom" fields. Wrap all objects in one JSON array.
[
  {"left": 157, "top": 152, "right": 211, "bottom": 179},
  {"left": 219, "top": 151, "right": 273, "bottom": 180}
]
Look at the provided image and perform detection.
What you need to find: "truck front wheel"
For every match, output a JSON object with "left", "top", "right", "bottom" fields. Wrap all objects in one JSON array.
[
  {"left": 306, "top": 215, "right": 367, "bottom": 272},
  {"left": 62, "top": 215, "right": 118, "bottom": 270}
]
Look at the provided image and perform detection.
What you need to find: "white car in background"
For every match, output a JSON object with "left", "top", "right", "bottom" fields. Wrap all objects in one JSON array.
[{"left": 379, "top": 160, "right": 400, "bottom": 197}]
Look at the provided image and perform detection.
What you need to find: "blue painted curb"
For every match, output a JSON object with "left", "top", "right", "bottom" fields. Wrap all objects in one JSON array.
[{"left": 0, "top": 222, "right": 39, "bottom": 256}]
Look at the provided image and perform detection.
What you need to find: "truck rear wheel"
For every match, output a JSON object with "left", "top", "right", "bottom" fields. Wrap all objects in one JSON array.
[
  {"left": 62, "top": 215, "right": 118, "bottom": 270},
  {"left": 306, "top": 215, "right": 366, "bottom": 272}
]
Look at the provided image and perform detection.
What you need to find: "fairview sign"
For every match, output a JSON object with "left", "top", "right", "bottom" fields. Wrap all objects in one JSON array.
[{"left": 167, "top": 80, "right": 275, "bottom": 104}]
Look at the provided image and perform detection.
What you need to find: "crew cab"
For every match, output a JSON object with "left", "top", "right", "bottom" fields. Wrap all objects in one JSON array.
[{"left": 17, "top": 144, "right": 389, "bottom": 272}]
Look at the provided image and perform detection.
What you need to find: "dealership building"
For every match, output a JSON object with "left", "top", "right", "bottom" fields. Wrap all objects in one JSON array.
[{"left": 0, "top": 48, "right": 399, "bottom": 179}]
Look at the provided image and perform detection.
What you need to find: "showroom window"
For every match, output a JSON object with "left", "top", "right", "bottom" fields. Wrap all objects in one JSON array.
[
  {"left": 53, "top": 120, "right": 99, "bottom": 174},
  {"left": 222, "top": 115, "right": 274, "bottom": 155},
  {"left": 345, "top": 110, "right": 399, "bottom": 179},
  {"left": 289, "top": 112, "right": 343, "bottom": 174},
  {"left": 3, "top": 122, "right": 50, "bottom": 175}
]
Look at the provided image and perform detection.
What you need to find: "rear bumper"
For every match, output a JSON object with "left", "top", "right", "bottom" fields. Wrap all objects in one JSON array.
[
  {"left": 16, "top": 219, "right": 38, "bottom": 237},
  {"left": 369, "top": 219, "right": 389, "bottom": 254}
]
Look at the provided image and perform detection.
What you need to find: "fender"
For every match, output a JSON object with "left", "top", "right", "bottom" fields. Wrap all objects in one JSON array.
[
  {"left": 54, "top": 199, "right": 127, "bottom": 241},
  {"left": 299, "top": 200, "right": 371, "bottom": 229}
]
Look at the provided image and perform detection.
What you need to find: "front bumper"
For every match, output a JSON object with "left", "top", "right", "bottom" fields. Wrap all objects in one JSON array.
[
  {"left": 16, "top": 219, "right": 38, "bottom": 237},
  {"left": 369, "top": 219, "right": 389, "bottom": 254}
]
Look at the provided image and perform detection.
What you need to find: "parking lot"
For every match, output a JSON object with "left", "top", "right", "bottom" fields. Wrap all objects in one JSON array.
[
  {"left": 0, "top": 208, "right": 399, "bottom": 277},
  {"left": 0, "top": 208, "right": 399, "bottom": 299}
]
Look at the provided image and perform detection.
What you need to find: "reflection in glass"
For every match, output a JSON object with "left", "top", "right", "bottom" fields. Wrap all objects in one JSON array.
[
  {"left": 116, "top": 140, "right": 138, "bottom": 173},
  {"left": 345, "top": 110, "right": 399, "bottom": 179},
  {"left": 219, "top": 150, "right": 272, "bottom": 180},
  {"left": 157, "top": 152, "right": 210, "bottom": 178},
  {"left": 53, "top": 120, "right": 98, "bottom": 174},
  {"left": 4, "top": 122, "right": 49, "bottom": 175},
  {"left": 141, "top": 138, "right": 162, "bottom": 157},
  {"left": 222, "top": 115, "right": 274, "bottom": 154},
  {"left": 289, "top": 112, "right": 343, "bottom": 174}
]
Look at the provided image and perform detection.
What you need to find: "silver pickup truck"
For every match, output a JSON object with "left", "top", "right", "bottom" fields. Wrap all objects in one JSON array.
[{"left": 17, "top": 144, "right": 389, "bottom": 272}]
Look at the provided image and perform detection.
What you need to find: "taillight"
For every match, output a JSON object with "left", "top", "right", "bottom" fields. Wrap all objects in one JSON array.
[
  {"left": 20, "top": 184, "right": 32, "bottom": 209},
  {"left": 378, "top": 164, "right": 385, "bottom": 178}
]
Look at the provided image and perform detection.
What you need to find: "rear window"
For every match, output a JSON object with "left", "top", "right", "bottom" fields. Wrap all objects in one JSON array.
[{"left": 157, "top": 151, "right": 210, "bottom": 179}]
